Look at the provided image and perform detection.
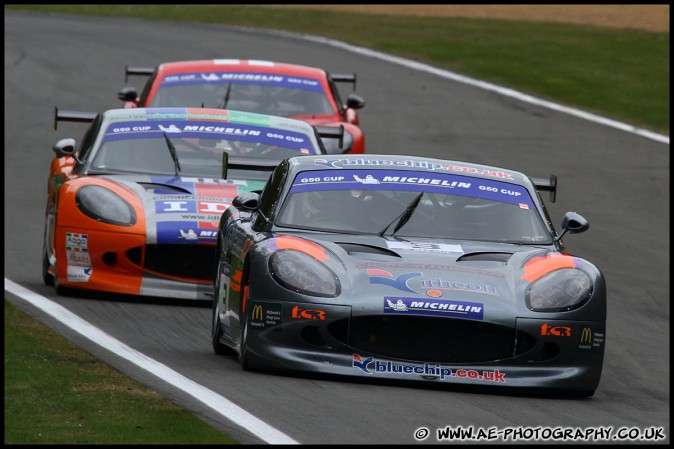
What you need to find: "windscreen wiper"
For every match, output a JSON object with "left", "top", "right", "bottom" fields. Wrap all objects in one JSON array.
[
  {"left": 162, "top": 132, "right": 181, "bottom": 176},
  {"left": 219, "top": 82, "right": 232, "bottom": 109},
  {"left": 378, "top": 192, "right": 424, "bottom": 238}
]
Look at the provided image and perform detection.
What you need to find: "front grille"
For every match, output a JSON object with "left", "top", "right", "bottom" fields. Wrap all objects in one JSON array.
[
  {"left": 140, "top": 244, "right": 215, "bottom": 281},
  {"left": 341, "top": 315, "right": 534, "bottom": 364}
]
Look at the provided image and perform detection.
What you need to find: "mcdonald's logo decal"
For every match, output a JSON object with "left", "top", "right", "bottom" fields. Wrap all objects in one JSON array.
[
  {"left": 580, "top": 327, "right": 592, "bottom": 344},
  {"left": 252, "top": 304, "right": 264, "bottom": 321},
  {"left": 249, "top": 302, "right": 283, "bottom": 329},
  {"left": 577, "top": 326, "right": 605, "bottom": 351}
]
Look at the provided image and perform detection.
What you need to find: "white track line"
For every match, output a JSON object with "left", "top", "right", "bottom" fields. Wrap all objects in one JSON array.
[
  {"left": 262, "top": 29, "right": 669, "bottom": 145},
  {"left": 4, "top": 278, "right": 298, "bottom": 445}
]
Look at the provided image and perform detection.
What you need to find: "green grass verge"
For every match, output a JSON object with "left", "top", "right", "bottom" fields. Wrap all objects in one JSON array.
[
  {"left": 4, "top": 300, "right": 238, "bottom": 444},
  {"left": 6, "top": 4, "right": 669, "bottom": 133}
]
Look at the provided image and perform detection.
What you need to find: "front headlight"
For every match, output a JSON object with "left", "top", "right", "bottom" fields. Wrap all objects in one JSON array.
[
  {"left": 321, "top": 130, "right": 354, "bottom": 154},
  {"left": 269, "top": 250, "right": 340, "bottom": 297},
  {"left": 76, "top": 185, "right": 136, "bottom": 226},
  {"left": 526, "top": 268, "right": 592, "bottom": 312}
]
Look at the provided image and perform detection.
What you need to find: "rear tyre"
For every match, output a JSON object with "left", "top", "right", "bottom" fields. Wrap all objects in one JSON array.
[
  {"left": 52, "top": 260, "right": 68, "bottom": 296},
  {"left": 211, "top": 311, "right": 233, "bottom": 356},
  {"left": 42, "top": 243, "right": 54, "bottom": 286},
  {"left": 42, "top": 222, "right": 55, "bottom": 286}
]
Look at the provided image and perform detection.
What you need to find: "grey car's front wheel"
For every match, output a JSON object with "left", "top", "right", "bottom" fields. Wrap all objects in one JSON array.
[{"left": 212, "top": 304, "right": 232, "bottom": 355}]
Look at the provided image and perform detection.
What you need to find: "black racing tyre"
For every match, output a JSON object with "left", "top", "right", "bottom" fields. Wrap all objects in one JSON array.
[
  {"left": 211, "top": 310, "right": 233, "bottom": 356},
  {"left": 42, "top": 242, "right": 54, "bottom": 286},
  {"left": 52, "top": 261, "right": 67, "bottom": 295}
]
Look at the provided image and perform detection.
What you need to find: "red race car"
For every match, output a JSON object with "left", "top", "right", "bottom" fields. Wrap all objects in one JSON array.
[
  {"left": 118, "top": 59, "right": 366, "bottom": 154},
  {"left": 43, "top": 106, "right": 331, "bottom": 301}
]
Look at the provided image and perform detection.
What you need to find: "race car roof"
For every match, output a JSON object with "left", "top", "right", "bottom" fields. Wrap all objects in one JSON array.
[{"left": 155, "top": 59, "right": 328, "bottom": 79}]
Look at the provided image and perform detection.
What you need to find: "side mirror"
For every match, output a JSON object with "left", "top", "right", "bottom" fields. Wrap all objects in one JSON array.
[
  {"left": 345, "top": 93, "right": 365, "bottom": 110},
  {"left": 232, "top": 192, "right": 260, "bottom": 212},
  {"left": 118, "top": 86, "right": 138, "bottom": 102},
  {"left": 53, "top": 138, "right": 77, "bottom": 158},
  {"left": 555, "top": 211, "right": 589, "bottom": 242}
]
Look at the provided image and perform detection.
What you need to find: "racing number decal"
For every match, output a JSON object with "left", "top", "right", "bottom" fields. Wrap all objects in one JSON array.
[{"left": 229, "top": 269, "right": 242, "bottom": 292}]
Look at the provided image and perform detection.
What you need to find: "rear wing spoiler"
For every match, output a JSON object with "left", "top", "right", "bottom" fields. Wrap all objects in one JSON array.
[
  {"left": 220, "top": 126, "right": 346, "bottom": 177},
  {"left": 329, "top": 73, "right": 357, "bottom": 90},
  {"left": 124, "top": 66, "right": 154, "bottom": 83},
  {"left": 54, "top": 107, "right": 97, "bottom": 130},
  {"left": 222, "top": 154, "right": 281, "bottom": 179},
  {"left": 531, "top": 175, "right": 557, "bottom": 203},
  {"left": 314, "top": 124, "right": 344, "bottom": 150}
]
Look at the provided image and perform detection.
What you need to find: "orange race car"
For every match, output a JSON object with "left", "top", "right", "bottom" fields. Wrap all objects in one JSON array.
[
  {"left": 117, "top": 59, "right": 366, "bottom": 154},
  {"left": 43, "top": 106, "right": 332, "bottom": 300}
]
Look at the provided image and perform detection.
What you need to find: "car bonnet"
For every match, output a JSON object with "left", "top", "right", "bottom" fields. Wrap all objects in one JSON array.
[
  {"left": 104, "top": 174, "right": 266, "bottom": 245},
  {"left": 270, "top": 233, "right": 556, "bottom": 328}
]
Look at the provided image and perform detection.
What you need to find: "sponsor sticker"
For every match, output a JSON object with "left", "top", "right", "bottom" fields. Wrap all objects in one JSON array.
[
  {"left": 65, "top": 232, "right": 88, "bottom": 251},
  {"left": 67, "top": 251, "right": 91, "bottom": 267},
  {"left": 386, "top": 241, "right": 464, "bottom": 255},
  {"left": 102, "top": 120, "right": 316, "bottom": 152},
  {"left": 67, "top": 266, "right": 92, "bottom": 282},
  {"left": 290, "top": 169, "right": 533, "bottom": 207},
  {"left": 384, "top": 297, "right": 484, "bottom": 320},
  {"left": 352, "top": 354, "right": 505, "bottom": 383},
  {"left": 250, "top": 302, "right": 283, "bottom": 329},
  {"left": 159, "top": 72, "right": 325, "bottom": 93},
  {"left": 577, "top": 327, "right": 605, "bottom": 351}
]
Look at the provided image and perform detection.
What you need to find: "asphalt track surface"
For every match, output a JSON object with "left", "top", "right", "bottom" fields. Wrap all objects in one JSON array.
[{"left": 5, "top": 11, "right": 669, "bottom": 445}]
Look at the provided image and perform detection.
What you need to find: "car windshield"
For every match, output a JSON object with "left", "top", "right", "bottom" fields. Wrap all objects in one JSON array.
[
  {"left": 275, "top": 169, "right": 551, "bottom": 244},
  {"left": 149, "top": 76, "right": 335, "bottom": 116},
  {"left": 88, "top": 119, "right": 318, "bottom": 177}
]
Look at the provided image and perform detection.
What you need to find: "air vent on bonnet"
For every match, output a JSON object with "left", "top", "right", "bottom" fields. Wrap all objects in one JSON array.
[
  {"left": 336, "top": 243, "right": 401, "bottom": 258},
  {"left": 138, "top": 183, "right": 191, "bottom": 193},
  {"left": 457, "top": 252, "right": 513, "bottom": 263}
]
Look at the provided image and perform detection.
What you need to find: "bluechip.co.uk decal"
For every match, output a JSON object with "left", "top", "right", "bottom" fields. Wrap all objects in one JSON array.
[
  {"left": 312, "top": 158, "right": 515, "bottom": 180},
  {"left": 352, "top": 354, "right": 505, "bottom": 383}
]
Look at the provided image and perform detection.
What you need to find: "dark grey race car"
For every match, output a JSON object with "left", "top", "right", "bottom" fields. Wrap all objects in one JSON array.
[{"left": 212, "top": 154, "right": 606, "bottom": 396}]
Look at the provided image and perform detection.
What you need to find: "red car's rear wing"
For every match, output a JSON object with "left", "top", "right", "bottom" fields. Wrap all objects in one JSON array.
[
  {"left": 330, "top": 73, "right": 357, "bottom": 90},
  {"left": 125, "top": 66, "right": 154, "bottom": 83}
]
